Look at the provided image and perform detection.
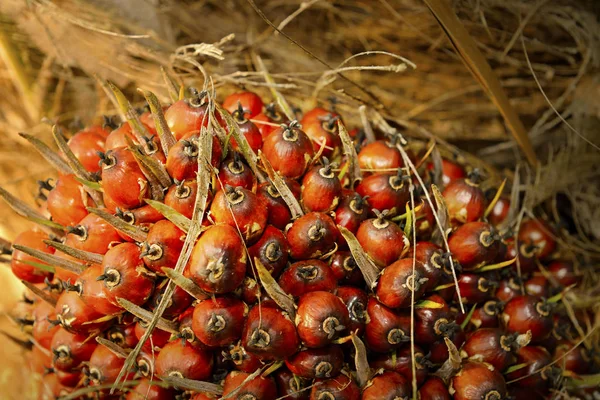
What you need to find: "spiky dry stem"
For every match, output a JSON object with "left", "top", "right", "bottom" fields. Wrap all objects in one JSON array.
[
  {"left": 13, "top": 244, "right": 85, "bottom": 274},
  {"left": 87, "top": 207, "right": 148, "bottom": 242},
  {"left": 162, "top": 267, "right": 208, "bottom": 300},
  {"left": 43, "top": 240, "right": 104, "bottom": 265},
  {"left": 258, "top": 151, "right": 304, "bottom": 219},
  {"left": 138, "top": 89, "right": 177, "bottom": 155},
  {"left": 254, "top": 258, "right": 296, "bottom": 318},
  {"left": 145, "top": 199, "right": 191, "bottom": 232},
  {"left": 18, "top": 133, "right": 72, "bottom": 175},
  {"left": 115, "top": 298, "right": 178, "bottom": 334}
]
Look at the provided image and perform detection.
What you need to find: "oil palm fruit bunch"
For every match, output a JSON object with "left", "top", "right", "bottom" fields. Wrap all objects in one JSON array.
[{"left": 2, "top": 83, "right": 598, "bottom": 400}]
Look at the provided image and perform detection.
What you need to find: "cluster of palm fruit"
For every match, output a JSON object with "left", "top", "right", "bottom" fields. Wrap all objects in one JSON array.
[{"left": 2, "top": 84, "right": 598, "bottom": 400}]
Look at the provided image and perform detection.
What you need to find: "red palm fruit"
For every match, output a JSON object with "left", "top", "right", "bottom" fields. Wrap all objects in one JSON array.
[
  {"left": 165, "top": 137, "right": 200, "bottom": 181},
  {"left": 462, "top": 328, "right": 531, "bottom": 371},
  {"left": 51, "top": 328, "right": 96, "bottom": 372},
  {"left": 301, "top": 160, "right": 342, "bottom": 213},
  {"left": 257, "top": 180, "right": 301, "bottom": 229},
  {"left": 32, "top": 301, "right": 60, "bottom": 349},
  {"left": 148, "top": 281, "right": 194, "bottom": 319},
  {"left": 210, "top": 186, "right": 268, "bottom": 243},
  {"left": 310, "top": 373, "right": 360, "bottom": 400},
  {"left": 40, "top": 373, "right": 68, "bottom": 399},
  {"left": 414, "top": 294, "right": 457, "bottom": 345},
  {"left": 419, "top": 376, "right": 452, "bottom": 400},
  {"left": 496, "top": 276, "right": 522, "bottom": 303},
  {"left": 427, "top": 158, "right": 467, "bottom": 186},
  {"left": 407, "top": 241, "right": 445, "bottom": 291},
  {"left": 450, "top": 362, "right": 507, "bottom": 400},
  {"left": 330, "top": 252, "right": 363, "bottom": 286},
  {"left": 105, "top": 323, "right": 138, "bottom": 349},
  {"left": 54, "top": 368, "right": 80, "bottom": 387},
  {"left": 155, "top": 340, "right": 214, "bottom": 380},
  {"left": 502, "top": 295, "right": 553, "bottom": 342},
  {"left": 141, "top": 220, "right": 185, "bottom": 273},
  {"left": 88, "top": 345, "right": 131, "bottom": 385},
  {"left": 278, "top": 260, "right": 337, "bottom": 297},
  {"left": 68, "top": 128, "right": 107, "bottom": 173},
  {"left": 357, "top": 140, "right": 403, "bottom": 171},
  {"left": 365, "top": 298, "right": 410, "bottom": 353},
  {"left": 11, "top": 229, "right": 54, "bottom": 283},
  {"left": 336, "top": 286, "right": 368, "bottom": 335},
  {"left": 287, "top": 212, "right": 338, "bottom": 260},
  {"left": 548, "top": 260, "right": 581, "bottom": 287},
  {"left": 104, "top": 123, "right": 137, "bottom": 150},
  {"left": 47, "top": 174, "right": 89, "bottom": 226},
  {"left": 334, "top": 190, "right": 369, "bottom": 234},
  {"left": 99, "top": 242, "right": 154, "bottom": 307},
  {"left": 296, "top": 291, "right": 349, "bottom": 348},
  {"left": 448, "top": 221, "right": 499, "bottom": 270},
  {"left": 74, "top": 264, "right": 122, "bottom": 315},
  {"left": 517, "top": 218, "right": 556, "bottom": 261},
  {"left": 126, "top": 379, "right": 177, "bottom": 400},
  {"left": 230, "top": 105, "right": 263, "bottom": 154},
  {"left": 192, "top": 296, "right": 247, "bottom": 347},
  {"left": 242, "top": 305, "right": 299, "bottom": 360},
  {"left": 224, "top": 340, "right": 263, "bottom": 373},
  {"left": 222, "top": 371, "right": 278, "bottom": 400},
  {"left": 458, "top": 300, "right": 503, "bottom": 330},
  {"left": 113, "top": 204, "right": 163, "bottom": 244},
  {"left": 164, "top": 179, "right": 208, "bottom": 220},
  {"left": 504, "top": 239, "right": 537, "bottom": 274},
  {"left": 554, "top": 340, "right": 592, "bottom": 375},
  {"left": 55, "top": 290, "right": 106, "bottom": 333},
  {"left": 262, "top": 122, "right": 315, "bottom": 179},
  {"left": 429, "top": 328, "right": 466, "bottom": 364},
  {"left": 524, "top": 274, "right": 550, "bottom": 297},
  {"left": 506, "top": 346, "right": 558, "bottom": 391},
  {"left": 456, "top": 272, "right": 498, "bottom": 304},
  {"left": 30, "top": 345, "right": 52, "bottom": 375},
  {"left": 442, "top": 173, "right": 487, "bottom": 225},
  {"left": 241, "top": 277, "right": 261, "bottom": 305},
  {"left": 355, "top": 171, "right": 410, "bottom": 216},
  {"left": 99, "top": 148, "right": 148, "bottom": 209},
  {"left": 188, "top": 224, "right": 247, "bottom": 294},
  {"left": 165, "top": 96, "right": 209, "bottom": 140},
  {"left": 223, "top": 91, "right": 264, "bottom": 119},
  {"left": 252, "top": 112, "right": 275, "bottom": 139},
  {"left": 300, "top": 107, "right": 341, "bottom": 158},
  {"left": 218, "top": 152, "right": 256, "bottom": 190},
  {"left": 274, "top": 368, "right": 311, "bottom": 400},
  {"left": 362, "top": 371, "right": 410, "bottom": 400},
  {"left": 134, "top": 320, "right": 170, "bottom": 352},
  {"left": 371, "top": 344, "right": 429, "bottom": 386},
  {"left": 376, "top": 258, "right": 429, "bottom": 308},
  {"left": 488, "top": 195, "right": 510, "bottom": 226},
  {"left": 248, "top": 225, "right": 289, "bottom": 278},
  {"left": 285, "top": 346, "right": 344, "bottom": 379},
  {"left": 356, "top": 213, "right": 408, "bottom": 267},
  {"left": 414, "top": 197, "right": 436, "bottom": 240}
]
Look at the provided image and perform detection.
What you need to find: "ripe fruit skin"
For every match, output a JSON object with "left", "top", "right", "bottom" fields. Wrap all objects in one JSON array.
[
  {"left": 548, "top": 260, "right": 581, "bottom": 287},
  {"left": 356, "top": 216, "right": 408, "bottom": 267},
  {"left": 47, "top": 174, "right": 89, "bottom": 227},
  {"left": 301, "top": 162, "right": 342, "bottom": 213},
  {"left": 517, "top": 218, "right": 556, "bottom": 261},
  {"left": 365, "top": 298, "right": 410, "bottom": 353},
  {"left": 257, "top": 180, "right": 301, "bottom": 230},
  {"left": 457, "top": 272, "right": 498, "bottom": 304},
  {"left": 248, "top": 225, "right": 289, "bottom": 278},
  {"left": 164, "top": 179, "right": 202, "bottom": 219},
  {"left": 450, "top": 362, "right": 507, "bottom": 400},
  {"left": 262, "top": 123, "right": 315, "bottom": 179},
  {"left": 300, "top": 107, "right": 341, "bottom": 158},
  {"left": 125, "top": 379, "right": 176, "bottom": 400},
  {"left": 427, "top": 159, "right": 466, "bottom": 186},
  {"left": 489, "top": 196, "right": 510, "bottom": 226},
  {"left": 287, "top": 212, "right": 338, "bottom": 260},
  {"left": 274, "top": 369, "right": 310, "bottom": 400},
  {"left": 165, "top": 99, "right": 208, "bottom": 140},
  {"left": 285, "top": 346, "right": 344, "bottom": 379},
  {"left": 51, "top": 328, "right": 97, "bottom": 372},
  {"left": 371, "top": 344, "right": 429, "bottom": 386},
  {"left": 242, "top": 305, "right": 299, "bottom": 360},
  {"left": 155, "top": 340, "right": 213, "bottom": 380},
  {"left": 362, "top": 371, "right": 410, "bottom": 400},
  {"left": 310, "top": 373, "right": 360, "bottom": 400},
  {"left": 462, "top": 328, "right": 521, "bottom": 371},
  {"left": 407, "top": 241, "right": 445, "bottom": 291},
  {"left": 355, "top": 172, "right": 409, "bottom": 216},
  {"left": 506, "top": 346, "right": 555, "bottom": 391},
  {"left": 88, "top": 345, "right": 130, "bottom": 385},
  {"left": 68, "top": 129, "right": 107, "bottom": 173},
  {"left": 502, "top": 295, "right": 553, "bottom": 343},
  {"left": 64, "top": 213, "right": 121, "bottom": 254},
  {"left": 210, "top": 186, "right": 268, "bottom": 243},
  {"left": 419, "top": 376, "right": 452, "bottom": 400},
  {"left": 278, "top": 259, "right": 337, "bottom": 297},
  {"left": 223, "top": 91, "right": 264, "bottom": 119},
  {"left": 188, "top": 224, "right": 247, "bottom": 294},
  {"left": 75, "top": 264, "right": 122, "bottom": 316},
  {"left": 141, "top": 220, "right": 185, "bottom": 274},
  {"left": 357, "top": 140, "right": 402, "bottom": 171},
  {"left": 192, "top": 296, "right": 246, "bottom": 347},
  {"left": 448, "top": 221, "right": 499, "bottom": 270},
  {"left": 222, "top": 371, "right": 278, "bottom": 400},
  {"left": 11, "top": 229, "right": 54, "bottom": 283},
  {"left": 55, "top": 290, "right": 106, "bottom": 334},
  {"left": 32, "top": 301, "right": 60, "bottom": 350},
  {"left": 334, "top": 190, "right": 369, "bottom": 234},
  {"left": 296, "top": 291, "right": 349, "bottom": 348},
  {"left": 330, "top": 252, "right": 363, "bottom": 286},
  {"left": 100, "top": 147, "right": 148, "bottom": 209},
  {"left": 134, "top": 321, "right": 170, "bottom": 352},
  {"left": 414, "top": 294, "right": 456, "bottom": 345},
  {"left": 218, "top": 153, "right": 256, "bottom": 190},
  {"left": 442, "top": 176, "right": 487, "bottom": 225},
  {"left": 336, "top": 286, "right": 368, "bottom": 335},
  {"left": 100, "top": 242, "right": 155, "bottom": 307},
  {"left": 376, "top": 258, "right": 428, "bottom": 308}
]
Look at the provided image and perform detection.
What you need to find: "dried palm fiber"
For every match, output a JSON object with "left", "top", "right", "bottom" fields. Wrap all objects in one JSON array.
[{"left": 0, "top": 0, "right": 599, "bottom": 398}]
